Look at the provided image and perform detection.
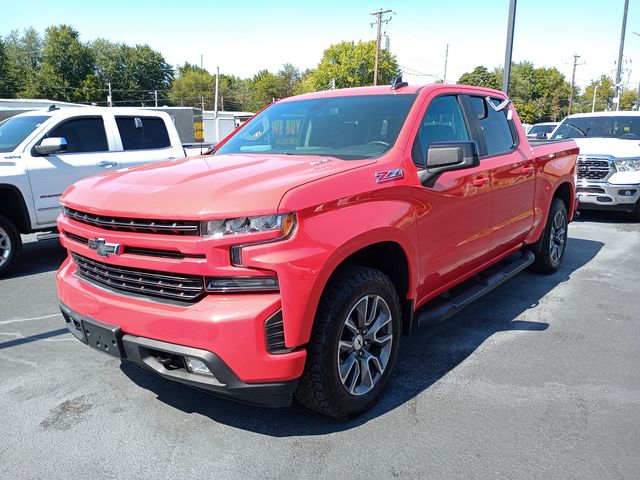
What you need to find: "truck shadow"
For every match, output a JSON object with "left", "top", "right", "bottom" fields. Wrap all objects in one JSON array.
[
  {"left": 121, "top": 236, "right": 603, "bottom": 435},
  {"left": 3, "top": 237, "right": 66, "bottom": 279},
  {"left": 574, "top": 210, "right": 636, "bottom": 224}
]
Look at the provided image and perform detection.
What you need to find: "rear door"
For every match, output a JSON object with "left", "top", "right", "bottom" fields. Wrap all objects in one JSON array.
[
  {"left": 411, "top": 94, "right": 493, "bottom": 303},
  {"left": 464, "top": 95, "right": 535, "bottom": 256},
  {"left": 110, "top": 114, "right": 182, "bottom": 168},
  {"left": 26, "top": 115, "right": 119, "bottom": 226}
]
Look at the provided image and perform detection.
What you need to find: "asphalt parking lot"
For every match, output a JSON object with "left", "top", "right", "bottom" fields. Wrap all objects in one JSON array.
[{"left": 0, "top": 212, "right": 639, "bottom": 480}]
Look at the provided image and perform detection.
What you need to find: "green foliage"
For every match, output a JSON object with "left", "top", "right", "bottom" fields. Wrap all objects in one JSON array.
[
  {"left": 457, "top": 62, "right": 572, "bottom": 123},
  {"left": 309, "top": 40, "right": 399, "bottom": 90},
  {"left": 577, "top": 76, "right": 614, "bottom": 112},
  {"left": 169, "top": 68, "right": 215, "bottom": 109},
  {"left": 457, "top": 66, "right": 501, "bottom": 90},
  {"left": 3, "top": 28, "right": 42, "bottom": 97}
]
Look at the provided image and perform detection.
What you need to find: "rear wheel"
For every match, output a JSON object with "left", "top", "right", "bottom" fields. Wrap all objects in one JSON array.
[
  {"left": 295, "top": 266, "right": 401, "bottom": 419},
  {"left": 0, "top": 214, "right": 22, "bottom": 277},
  {"left": 529, "top": 198, "right": 568, "bottom": 274}
]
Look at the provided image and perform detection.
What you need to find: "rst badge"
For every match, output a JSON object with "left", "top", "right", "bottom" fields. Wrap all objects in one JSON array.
[
  {"left": 88, "top": 238, "right": 121, "bottom": 257},
  {"left": 375, "top": 169, "right": 404, "bottom": 183}
]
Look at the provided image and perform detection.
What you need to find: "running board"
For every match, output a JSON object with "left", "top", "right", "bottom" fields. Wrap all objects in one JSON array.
[
  {"left": 415, "top": 250, "right": 535, "bottom": 328},
  {"left": 37, "top": 232, "right": 59, "bottom": 241}
]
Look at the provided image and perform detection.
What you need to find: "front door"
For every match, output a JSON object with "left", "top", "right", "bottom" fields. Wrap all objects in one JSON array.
[
  {"left": 411, "top": 94, "right": 493, "bottom": 304},
  {"left": 26, "top": 116, "right": 119, "bottom": 226}
]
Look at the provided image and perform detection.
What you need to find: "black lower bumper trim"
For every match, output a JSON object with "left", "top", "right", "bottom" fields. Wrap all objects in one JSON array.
[{"left": 60, "top": 303, "right": 298, "bottom": 408}]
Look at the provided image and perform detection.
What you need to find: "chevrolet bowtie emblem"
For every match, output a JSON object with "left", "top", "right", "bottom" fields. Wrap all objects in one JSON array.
[{"left": 88, "top": 238, "right": 121, "bottom": 257}]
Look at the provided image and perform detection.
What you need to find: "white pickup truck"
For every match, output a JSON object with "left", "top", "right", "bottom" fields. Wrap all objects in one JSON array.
[
  {"left": 550, "top": 111, "right": 640, "bottom": 220},
  {"left": 0, "top": 106, "right": 186, "bottom": 275}
]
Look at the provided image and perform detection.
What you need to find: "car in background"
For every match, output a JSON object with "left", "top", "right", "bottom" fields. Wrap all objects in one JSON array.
[
  {"left": 527, "top": 122, "right": 559, "bottom": 140},
  {"left": 550, "top": 111, "right": 640, "bottom": 219}
]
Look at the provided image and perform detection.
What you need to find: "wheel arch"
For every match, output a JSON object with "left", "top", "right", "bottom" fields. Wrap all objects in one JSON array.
[
  {"left": 318, "top": 240, "right": 414, "bottom": 336},
  {"left": 0, "top": 184, "right": 31, "bottom": 234}
]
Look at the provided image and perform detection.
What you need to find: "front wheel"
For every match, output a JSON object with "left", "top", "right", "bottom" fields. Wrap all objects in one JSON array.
[
  {"left": 0, "top": 214, "right": 22, "bottom": 277},
  {"left": 529, "top": 198, "right": 568, "bottom": 274},
  {"left": 295, "top": 266, "right": 401, "bottom": 419}
]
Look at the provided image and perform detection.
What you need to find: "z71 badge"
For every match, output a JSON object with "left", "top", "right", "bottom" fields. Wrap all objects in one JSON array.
[{"left": 375, "top": 169, "right": 404, "bottom": 183}]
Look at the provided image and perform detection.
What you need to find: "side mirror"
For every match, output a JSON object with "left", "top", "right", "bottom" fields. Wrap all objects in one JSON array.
[
  {"left": 35, "top": 137, "right": 68, "bottom": 155},
  {"left": 418, "top": 141, "right": 480, "bottom": 187}
]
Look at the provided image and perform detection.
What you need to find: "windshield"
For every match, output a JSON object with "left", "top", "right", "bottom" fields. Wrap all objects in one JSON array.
[
  {"left": 529, "top": 124, "right": 555, "bottom": 134},
  {"left": 215, "top": 94, "right": 417, "bottom": 160},
  {"left": 551, "top": 116, "right": 640, "bottom": 140},
  {"left": 0, "top": 115, "right": 50, "bottom": 152}
]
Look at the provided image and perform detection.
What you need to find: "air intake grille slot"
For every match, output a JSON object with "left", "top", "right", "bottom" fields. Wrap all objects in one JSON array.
[
  {"left": 72, "top": 253, "right": 204, "bottom": 303},
  {"left": 577, "top": 158, "right": 613, "bottom": 180},
  {"left": 64, "top": 207, "right": 200, "bottom": 236},
  {"left": 265, "top": 310, "right": 294, "bottom": 354}
]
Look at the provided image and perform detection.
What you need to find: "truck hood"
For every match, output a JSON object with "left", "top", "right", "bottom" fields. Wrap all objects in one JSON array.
[
  {"left": 62, "top": 154, "right": 374, "bottom": 219},
  {"left": 573, "top": 137, "right": 640, "bottom": 158}
]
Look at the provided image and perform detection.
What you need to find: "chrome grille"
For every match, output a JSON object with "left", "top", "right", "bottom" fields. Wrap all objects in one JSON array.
[
  {"left": 64, "top": 207, "right": 200, "bottom": 236},
  {"left": 577, "top": 157, "right": 613, "bottom": 180},
  {"left": 72, "top": 253, "right": 205, "bottom": 303}
]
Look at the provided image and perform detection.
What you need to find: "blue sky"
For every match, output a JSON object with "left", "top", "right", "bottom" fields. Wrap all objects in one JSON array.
[{"left": 2, "top": 0, "right": 639, "bottom": 89}]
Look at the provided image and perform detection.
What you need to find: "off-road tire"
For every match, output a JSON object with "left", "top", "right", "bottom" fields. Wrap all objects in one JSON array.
[
  {"left": 295, "top": 266, "right": 401, "bottom": 419},
  {"left": 0, "top": 214, "right": 22, "bottom": 277},
  {"left": 529, "top": 198, "right": 568, "bottom": 274}
]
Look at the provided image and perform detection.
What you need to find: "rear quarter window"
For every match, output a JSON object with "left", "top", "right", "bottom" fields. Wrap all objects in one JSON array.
[{"left": 116, "top": 116, "right": 171, "bottom": 150}]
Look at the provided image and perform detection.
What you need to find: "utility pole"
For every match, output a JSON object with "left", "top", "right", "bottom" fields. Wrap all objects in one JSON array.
[
  {"left": 443, "top": 44, "right": 449, "bottom": 84},
  {"left": 592, "top": 85, "right": 599, "bottom": 112},
  {"left": 615, "top": 0, "right": 629, "bottom": 111},
  {"left": 370, "top": 8, "right": 392, "bottom": 86},
  {"left": 154, "top": 90, "right": 158, "bottom": 107},
  {"left": 107, "top": 82, "right": 112, "bottom": 107},
  {"left": 214, "top": 66, "right": 220, "bottom": 142},
  {"left": 502, "top": 0, "right": 517, "bottom": 94},
  {"left": 568, "top": 54, "right": 580, "bottom": 115}
]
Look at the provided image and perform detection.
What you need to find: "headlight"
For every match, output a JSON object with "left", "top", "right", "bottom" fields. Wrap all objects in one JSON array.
[
  {"left": 201, "top": 213, "right": 295, "bottom": 238},
  {"left": 615, "top": 159, "right": 640, "bottom": 172}
]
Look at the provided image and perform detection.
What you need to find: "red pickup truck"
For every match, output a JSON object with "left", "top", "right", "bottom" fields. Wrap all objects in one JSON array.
[{"left": 56, "top": 83, "right": 578, "bottom": 418}]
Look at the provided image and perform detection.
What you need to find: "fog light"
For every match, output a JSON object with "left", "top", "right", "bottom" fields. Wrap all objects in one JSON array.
[
  {"left": 185, "top": 357, "right": 213, "bottom": 376},
  {"left": 619, "top": 189, "right": 637, "bottom": 196}
]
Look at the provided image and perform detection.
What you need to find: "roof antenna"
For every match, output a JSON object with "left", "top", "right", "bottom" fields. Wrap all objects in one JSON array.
[
  {"left": 47, "top": 104, "right": 59, "bottom": 112},
  {"left": 390, "top": 74, "right": 408, "bottom": 90}
]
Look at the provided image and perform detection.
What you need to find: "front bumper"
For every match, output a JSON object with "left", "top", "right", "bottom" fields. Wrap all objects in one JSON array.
[
  {"left": 56, "top": 256, "right": 307, "bottom": 407},
  {"left": 577, "top": 180, "right": 639, "bottom": 212},
  {"left": 60, "top": 303, "right": 298, "bottom": 407}
]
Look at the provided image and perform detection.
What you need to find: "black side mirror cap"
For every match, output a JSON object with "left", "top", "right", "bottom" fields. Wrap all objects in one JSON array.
[{"left": 417, "top": 141, "right": 480, "bottom": 187}]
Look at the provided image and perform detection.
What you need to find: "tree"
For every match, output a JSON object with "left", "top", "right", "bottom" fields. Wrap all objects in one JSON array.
[
  {"left": 577, "top": 76, "right": 614, "bottom": 113},
  {"left": 457, "top": 66, "right": 501, "bottom": 90},
  {"left": 90, "top": 39, "right": 173, "bottom": 105},
  {"left": 169, "top": 67, "right": 215, "bottom": 109},
  {"left": 2, "top": 28, "right": 42, "bottom": 97},
  {"left": 457, "top": 62, "right": 572, "bottom": 123},
  {"left": 35, "top": 25, "right": 94, "bottom": 101},
  {"left": 310, "top": 40, "right": 399, "bottom": 90}
]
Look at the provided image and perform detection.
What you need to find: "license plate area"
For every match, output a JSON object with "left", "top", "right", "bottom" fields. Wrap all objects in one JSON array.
[{"left": 81, "top": 318, "right": 125, "bottom": 358}]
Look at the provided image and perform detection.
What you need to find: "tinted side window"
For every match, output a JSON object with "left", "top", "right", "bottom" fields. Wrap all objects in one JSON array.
[
  {"left": 116, "top": 116, "right": 170, "bottom": 150},
  {"left": 48, "top": 117, "right": 108, "bottom": 153},
  {"left": 412, "top": 95, "right": 470, "bottom": 167},
  {"left": 468, "top": 96, "right": 515, "bottom": 156}
]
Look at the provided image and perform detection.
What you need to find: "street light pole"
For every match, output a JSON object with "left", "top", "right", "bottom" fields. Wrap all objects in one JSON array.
[
  {"left": 592, "top": 85, "right": 599, "bottom": 113},
  {"left": 615, "top": 0, "right": 629, "bottom": 111},
  {"left": 502, "top": 0, "right": 517, "bottom": 94}
]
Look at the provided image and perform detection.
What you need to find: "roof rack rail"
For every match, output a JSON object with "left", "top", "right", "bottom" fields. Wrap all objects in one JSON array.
[{"left": 390, "top": 75, "right": 408, "bottom": 90}]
